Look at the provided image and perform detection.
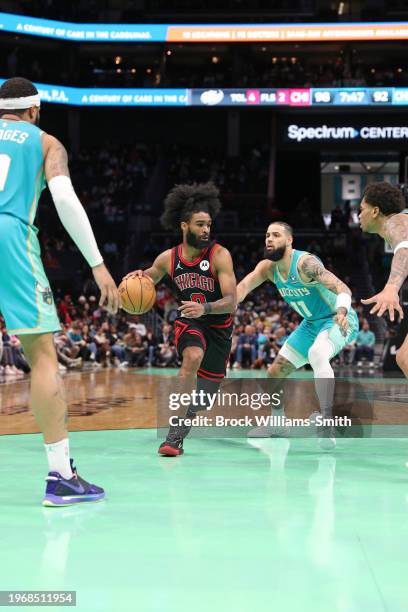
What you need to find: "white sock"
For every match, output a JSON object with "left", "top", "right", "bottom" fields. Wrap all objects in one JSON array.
[{"left": 44, "top": 438, "right": 73, "bottom": 479}]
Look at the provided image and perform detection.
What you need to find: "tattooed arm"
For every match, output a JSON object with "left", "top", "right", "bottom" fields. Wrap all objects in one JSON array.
[
  {"left": 383, "top": 215, "right": 408, "bottom": 291},
  {"left": 299, "top": 254, "right": 351, "bottom": 334},
  {"left": 299, "top": 255, "right": 351, "bottom": 295},
  {"left": 361, "top": 214, "right": 408, "bottom": 321}
]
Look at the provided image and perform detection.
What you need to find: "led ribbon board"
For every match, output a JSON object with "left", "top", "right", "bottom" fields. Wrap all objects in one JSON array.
[
  {"left": 1, "top": 13, "right": 408, "bottom": 42},
  {"left": 2, "top": 82, "right": 408, "bottom": 107}
]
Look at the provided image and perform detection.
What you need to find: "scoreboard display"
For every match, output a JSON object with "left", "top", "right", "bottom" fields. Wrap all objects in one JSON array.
[
  {"left": 312, "top": 89, "right": 394, "bottom": 106},
  {"left": 1, "top": 79, "right": 408, "bottom": 108}
]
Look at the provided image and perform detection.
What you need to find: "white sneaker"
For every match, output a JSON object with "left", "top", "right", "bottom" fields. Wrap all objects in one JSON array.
[
  {"left": 4, "top": 365, "right": 17, "bottom": 377},
  {"left": 319, "top": 436, "right": 336, "bottom": 451},
  {"left": 309, "top": 411, "right": 336, "bottom": 451},
  {"left": 58, "top": 364, "right": 67, "bottom": 372}
]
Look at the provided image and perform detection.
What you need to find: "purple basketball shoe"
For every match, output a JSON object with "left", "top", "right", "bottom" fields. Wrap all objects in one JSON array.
[{"left": 43, "top": 459, "right": 105, "bottom": 507}]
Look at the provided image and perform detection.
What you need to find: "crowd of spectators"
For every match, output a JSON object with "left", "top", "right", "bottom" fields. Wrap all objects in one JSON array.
[
  {"left": 4, "top": 40, "right": 408, "bottom": 90},
  {"left": 0, "top": 292, "right": 180, "bottom": 378},
  {"left": 159, "top": 55, "right": 408, "bottom": 90},
  {"left": 0, "top": 277, "right": 377, "bottom": 379},
  {"left": 167, "top": 145, "right": 269, "bottom": 196}
]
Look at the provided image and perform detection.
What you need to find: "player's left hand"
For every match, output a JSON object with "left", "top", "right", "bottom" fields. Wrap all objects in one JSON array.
[
  {"left": 92, "top": 263, "right": 119, "bottom": 314},
  {"left": 361, "top": 285, "right": 404, "bottom": 322},
  {"left": 179, "top": 300, "right": 205, "bottom": 318},
  {"left": 333, "top": 307, "right": 349, "bottom": 337}
]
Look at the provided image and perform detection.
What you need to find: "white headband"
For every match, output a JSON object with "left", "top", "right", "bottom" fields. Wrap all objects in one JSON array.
[{"left": 0, "top": 94, "right": 41, "bottom": 109}]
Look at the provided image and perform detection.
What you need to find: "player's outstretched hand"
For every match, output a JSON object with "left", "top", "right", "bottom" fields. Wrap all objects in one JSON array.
[
  {"left": 361, "top": 285, "right": 404, "bottom": 322},
  {"left": 92, "top": 263, "right": 119, "bottom": 314},
  {"left": 333, "top": 307, "right": 349, "bottom": 337},
  {"left": 179, "top": 300, "right": 205, "bottom": 318}
]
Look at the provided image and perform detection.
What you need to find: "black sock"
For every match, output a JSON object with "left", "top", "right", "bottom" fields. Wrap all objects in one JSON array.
[{"left": 167, "top": 378, "right": 220, "bottom": 442}]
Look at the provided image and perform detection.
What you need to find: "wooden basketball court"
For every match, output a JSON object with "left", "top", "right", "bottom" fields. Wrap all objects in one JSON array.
[{"left": 1, "top": 368, "right": 408, "bottom": 436}]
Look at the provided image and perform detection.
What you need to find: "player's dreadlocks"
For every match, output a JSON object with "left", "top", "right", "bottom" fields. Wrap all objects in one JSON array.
[
  {"left": 0, "top": 77, "right": 38, "bottom": 117},
  {"left": 160, "top": 182, "right": 221, "bottom": 232}
]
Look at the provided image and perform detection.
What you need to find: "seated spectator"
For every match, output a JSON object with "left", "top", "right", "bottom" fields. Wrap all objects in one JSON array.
[
  {"left": 0, "top": 329, "right": 29, "bottom": 376},
  {"left": 255, "top": 323, "right": 269, "bottom": 358},
  {"left": 123, "top": 329, "right": 148, "bottom": 367},
  {"left": 81, "top": 323, "right": 98, "bottom": 364},
  {"left": 252, "top": 323, "right": 269, "bottom": 369},
  {"left": 67, "top": 321, "right": 91, "bottom": 361},
  {"left": 254, "top": 336, "right": 277, "bottom": 369},
  {"left": 354, "top": 320, "right": 376, "bottom": 366},
  {"left": 54, "top": 331, "right": 82, "bottom": 370},
  {"left": 145, "top": 327, "right": 157, "bottom": 366},
  {"left": 107, "top": 323, "right": 127, "bottom": 366},
  {"left": 155, "top": 323, "right": 177, "bottom": 367},
  {"left": 129, "top": 318, "right": 147, "bottom": 338},
  {"left": 228, "top": 329, "right": 240, "bottom": 369},
  {"left": 269, "top": 327, "right": 289, "bottom": 357},
  {"left": 339, "top": 340, "right": 355, "bottom": 366},
  {"left": 234, "top": 325, "right": 258, "bottom": 368},
  {"left": 93, "top": 322, "right": 114, "bottom": 367}
]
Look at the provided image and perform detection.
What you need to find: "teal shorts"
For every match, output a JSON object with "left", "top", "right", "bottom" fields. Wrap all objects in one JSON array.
[
  {"left": 0, "top": 215, "right": 61, "bottom": 335},
  {"left": 279, "top": 308, "right": 359, "bottom": 369}
]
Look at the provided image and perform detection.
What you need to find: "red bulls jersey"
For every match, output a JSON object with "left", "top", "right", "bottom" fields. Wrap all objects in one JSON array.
[{"left": 169, "top": 242, "right": 231, "bottom": 326}]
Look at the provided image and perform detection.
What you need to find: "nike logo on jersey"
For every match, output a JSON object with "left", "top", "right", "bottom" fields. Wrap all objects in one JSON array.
[{"left": 176, "top": 262, "right": 183, "bottom": 271}]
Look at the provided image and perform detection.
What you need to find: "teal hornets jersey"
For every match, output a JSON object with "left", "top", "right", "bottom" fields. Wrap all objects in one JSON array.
[
  {"left": 0, "top": 120, "right": 45, "bottom": 227},
  {"left": 0, "top": 120, "right": 60, "bottom": 335},
  {"left": 273, "top": 249, "right": 337, "bottom": 321}
]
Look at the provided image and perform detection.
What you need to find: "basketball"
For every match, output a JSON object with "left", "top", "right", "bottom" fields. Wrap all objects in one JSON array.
[{"left": 118, "top": 274, "right": 156, "bottom": 315}]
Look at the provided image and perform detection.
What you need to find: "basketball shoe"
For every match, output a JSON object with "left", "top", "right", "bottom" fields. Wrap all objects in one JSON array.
[
  {"left": 309, "top": 410, "right": 336, "bottom": 451},
  {"left": 42, "top": 459, "right": 105, "bottom": 507},
  {"left": 158, "top": 437, "right": 184, "bottom": 456}
]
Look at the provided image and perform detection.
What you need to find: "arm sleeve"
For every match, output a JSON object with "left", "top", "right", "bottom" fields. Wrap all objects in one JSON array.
[{"left": 48, "top": 175, "right": 103, "bottom": 268}]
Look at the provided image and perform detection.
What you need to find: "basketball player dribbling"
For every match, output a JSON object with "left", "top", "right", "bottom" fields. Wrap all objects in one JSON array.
[
  {"left": 237, "top": 222, "right": 359, "bottom": 447},
  {"left": 0, "top": 77, "right": 119, "bottom": 505},
  {"left": 124, "top": 182, "right": 237, "bottom": 456},
  {"left": 359, "top": 182, "right": 408, "bottom": 374}
]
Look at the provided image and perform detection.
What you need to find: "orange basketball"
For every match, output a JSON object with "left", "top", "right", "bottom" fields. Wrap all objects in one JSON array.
[{"left": 118, "top": 274, "right": 156, "bottom": 315}]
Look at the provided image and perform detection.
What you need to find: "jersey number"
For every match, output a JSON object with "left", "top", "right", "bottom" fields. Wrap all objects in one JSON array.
[
  {"left": 0, "top": 154, "right": 11, "bottom": 191},
  {"left": 291, "top": 300, "right": 313, "bottom": 318},
  {"left": 190, "top": 293, "right": 206, "bottom": 304}
]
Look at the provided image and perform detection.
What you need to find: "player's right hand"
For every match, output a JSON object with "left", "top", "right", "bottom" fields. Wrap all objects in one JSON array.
[
  {"left": 122, "top": 270, "right": 144, "bottom": 281},
  {"left": 361, "top": 285, "right": 404, "bottom": 322},
  {"left": 92, "top": 263, "right": 119, "bottom": 314}
]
